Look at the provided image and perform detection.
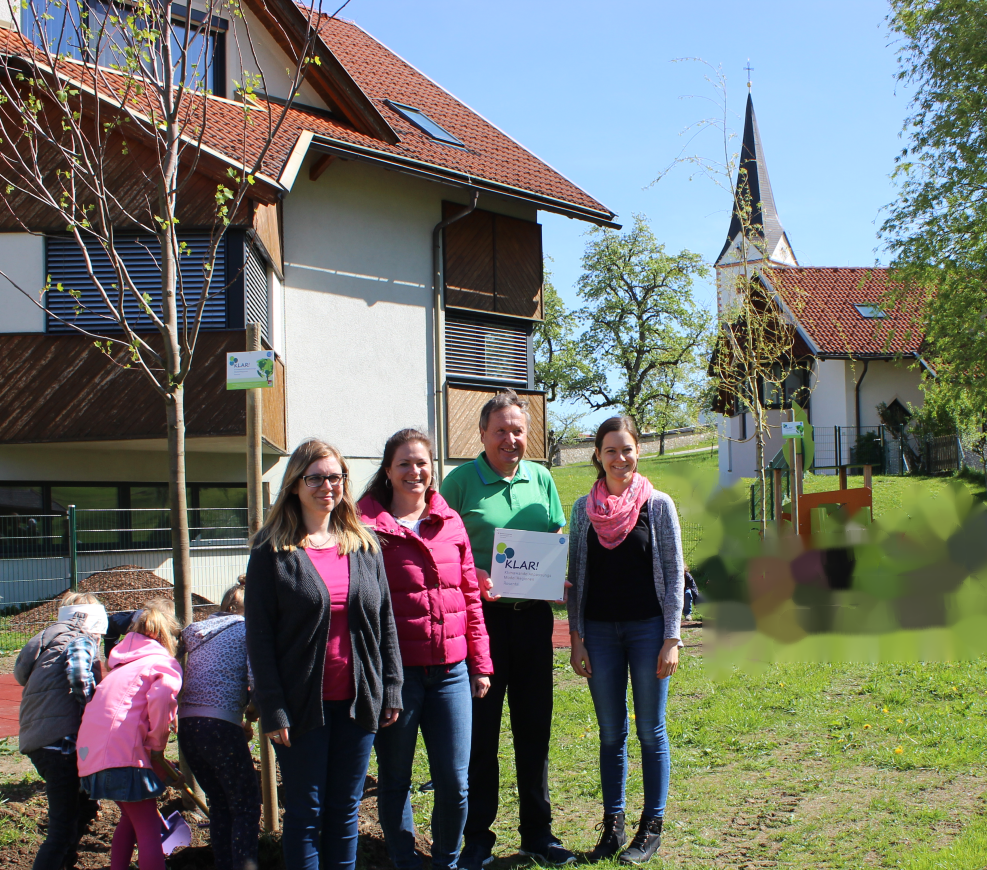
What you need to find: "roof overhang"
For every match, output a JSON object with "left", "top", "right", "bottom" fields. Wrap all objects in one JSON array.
[
  {"left": 279, "top": 132, "right": 620, "bottom": 228},
  {"left": 755, "top": 270, "right": 820, "bottom": 356}
]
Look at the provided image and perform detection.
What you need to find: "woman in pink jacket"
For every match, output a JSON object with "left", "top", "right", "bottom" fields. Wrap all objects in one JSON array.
[
  {"left": 77, "top": 599, "right": 183, "bottom": 870},
  {"left": 359, "top": 428, "right": 492, "bottom": 870}
]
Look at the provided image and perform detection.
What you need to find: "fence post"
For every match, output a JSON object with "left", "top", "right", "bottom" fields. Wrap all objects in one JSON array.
[{"left": 68, "top": 505, "right": 78, "bottom": 592}]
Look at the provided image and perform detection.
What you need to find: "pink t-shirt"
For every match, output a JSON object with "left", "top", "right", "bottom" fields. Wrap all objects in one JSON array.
[{"left": 305, "top": 545, "right": 355, "bottom": 701}]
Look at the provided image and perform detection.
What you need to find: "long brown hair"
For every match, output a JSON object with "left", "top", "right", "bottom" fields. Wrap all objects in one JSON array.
[
  {"left": 361, "top": 428, "right": 434, "bottom": 509},
  {"left": 592, "top": 416, "right": 641, "bottom": 480},
  {"left": 252, "top": 439, "right": 378, "bottom": 554}
]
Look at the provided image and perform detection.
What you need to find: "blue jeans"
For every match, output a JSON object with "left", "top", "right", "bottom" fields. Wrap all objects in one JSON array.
[
  {"left": 374, "top": 661, "right": 471, "bottom": 870},
  {"left": 583, "top": 618, "right": 671, "bottom": 818},
  {"left": 273, "top": 700, "right": 376, "bottom": 870}
]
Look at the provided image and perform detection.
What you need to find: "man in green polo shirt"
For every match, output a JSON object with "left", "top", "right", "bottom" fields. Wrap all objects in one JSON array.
[{"left": 441, "top": 390, "right": 572, "bottom": 869}]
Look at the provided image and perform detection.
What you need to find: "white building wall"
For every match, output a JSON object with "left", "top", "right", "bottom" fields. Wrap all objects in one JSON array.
[
  {"left": 0, "top": 233, "right": 45, "bottom": 332},
  {"left": 857, "top": 359, "right": 925, "bottom": 427},
  {"left": 226, "top": 5, "right": 329, "bottom": 111},
  {"left": 277, "top": 156, "right": 536, "bottom": 495},
  {"left": 717, "top": 409, "right": 788, "bottom": 489}
]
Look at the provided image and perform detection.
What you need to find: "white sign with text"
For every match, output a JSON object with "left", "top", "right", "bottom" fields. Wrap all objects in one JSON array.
[{"left": 489, "top": 528, "right": 569, "bottom": 600}]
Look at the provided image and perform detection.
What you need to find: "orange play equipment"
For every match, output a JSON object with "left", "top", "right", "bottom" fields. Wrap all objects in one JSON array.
[{"left": 776, "top": 464, "right": 873, "bottom": 542}]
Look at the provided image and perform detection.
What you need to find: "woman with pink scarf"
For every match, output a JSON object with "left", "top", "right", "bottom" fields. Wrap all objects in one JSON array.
[{"left": 566, "top": 417, "right": 684, "bottom": 866}]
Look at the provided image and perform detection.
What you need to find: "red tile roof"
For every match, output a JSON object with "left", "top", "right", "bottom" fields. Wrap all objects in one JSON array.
[
  {"left": 768, "top": 267, "right": 925, "bottom": 358},
  {"left": 0, "top": 18, "right": 614, "bottom": 224},
  {"left": 308, "top": 17, "right": 614, "bottom": 221}
]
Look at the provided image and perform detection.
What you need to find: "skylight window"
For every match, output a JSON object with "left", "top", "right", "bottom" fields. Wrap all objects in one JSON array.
[
  {"left": 386, "top": 101, "right": 464, "bottom": 147},
  {"left": 854, "top": 303, "right": 886, "bottom": 319}
]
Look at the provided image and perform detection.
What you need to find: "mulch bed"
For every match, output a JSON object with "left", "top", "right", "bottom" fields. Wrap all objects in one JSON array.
[
  {"left": 0, "top": 773, "right": 405, "bottom": 870},
  {"left": 8, "top": 565, "right": 216, "bottom": 634}
]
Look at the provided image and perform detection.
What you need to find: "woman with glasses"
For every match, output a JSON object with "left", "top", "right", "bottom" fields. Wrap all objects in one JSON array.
[
  {"left": 358, "top": 429, "right": 492, "bottom": 870},
  {"left": 245, "top": 439, "right": 403, "bottom": 870}
]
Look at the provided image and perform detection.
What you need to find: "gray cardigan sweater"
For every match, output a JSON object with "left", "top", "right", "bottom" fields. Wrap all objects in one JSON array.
[
  {"left": 566, "top": 491, "right": 684, "bottom": 642},
  {"left": 245, "top": 541, "right": 403, "bottom": 736}
]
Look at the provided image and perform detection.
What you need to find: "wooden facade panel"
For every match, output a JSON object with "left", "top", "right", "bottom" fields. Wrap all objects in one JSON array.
[
  {"left": 494, "top": 213, "right": 543, "bottom": 319},
  {"left": 262, "top": 356, "right": 287, "bottom": 452},
  {"left": 0, "top": 331, "right": 286, "bottom": 451},
  {"left": 442, "top": 202, "right": 543, "bottom": 320},
  {"left": 443, "top": 203, "right": 495, "bottom": 311},
  {"left": 252, "top": 201, "right": 284, "bottom": 276},
  {"left": 446, "top": 384, "right": 546, "bottom": 461}
]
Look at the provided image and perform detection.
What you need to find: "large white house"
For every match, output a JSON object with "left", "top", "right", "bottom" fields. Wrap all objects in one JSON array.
[
  {"left": 715, "top": 93, "right": 928, "bottom": 487},
  {"left": 0, "top": 4, "right": 616, "bottom": 521}
]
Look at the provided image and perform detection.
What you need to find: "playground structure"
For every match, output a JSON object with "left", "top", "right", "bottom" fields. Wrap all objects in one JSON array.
[{"left": 776, "top": 460, "right": 874, "bottom": 544}]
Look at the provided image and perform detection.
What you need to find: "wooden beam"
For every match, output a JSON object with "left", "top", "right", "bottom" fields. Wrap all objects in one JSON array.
[{"left": 309, "top": 152, "right": 336, "bottom": 182}]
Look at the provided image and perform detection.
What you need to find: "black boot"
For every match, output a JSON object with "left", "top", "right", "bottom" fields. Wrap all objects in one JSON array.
[
  {"left": 587, "top": 812, "right": 626, "bottom": 861},
  {"left": 618, "top": 816, "right": 662, "bottom": 865}
]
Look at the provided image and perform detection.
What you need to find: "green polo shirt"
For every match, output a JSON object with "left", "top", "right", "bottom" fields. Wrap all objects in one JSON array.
[{"left": 440, "top": 453, "right": 566, "bottom": 584}]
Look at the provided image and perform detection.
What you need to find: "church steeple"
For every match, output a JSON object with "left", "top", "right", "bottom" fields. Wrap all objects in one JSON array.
[{"left": 715, "top": 93, "right": 796, "bottom": 268}]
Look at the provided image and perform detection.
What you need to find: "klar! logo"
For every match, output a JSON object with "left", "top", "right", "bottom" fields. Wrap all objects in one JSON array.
[{"left": 496, "top": 542, "right": 538, "bottom": 570}]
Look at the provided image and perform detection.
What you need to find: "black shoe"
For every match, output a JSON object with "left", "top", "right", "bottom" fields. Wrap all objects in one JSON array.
[
  {"left": 459, "top": 842, "right": 494, "bottom": 870},
  {"left": 618, "top": 816, "right": 662, "bottom": 865},
  {"left": 587, "top": 812, "right": 626, "bottom": 862},
  {"left": 519, "top": 839, "right": 576, "bottom": 865}
]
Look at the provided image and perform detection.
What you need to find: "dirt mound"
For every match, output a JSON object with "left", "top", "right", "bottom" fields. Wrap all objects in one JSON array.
[{"left": 9, "top": 565, "right": 216, "bottom": 633}]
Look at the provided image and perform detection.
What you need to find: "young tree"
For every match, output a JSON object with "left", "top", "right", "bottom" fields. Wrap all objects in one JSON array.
[
  {"left": 0, "top": 0, "right": 335, "bottom": 623},
  {"left": 656, "top": 62, "right": 811, "bottom": 529},
  {"left": 561, "top": 214, "right": 712, "bottom": 430},
  {"left": 882, "top": 0, "right": 987, "bottom": 438}
]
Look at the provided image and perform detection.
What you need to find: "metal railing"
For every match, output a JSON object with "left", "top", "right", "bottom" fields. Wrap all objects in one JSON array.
[{"left": 0, "top": 507, "right": 250, "bottom": 651}]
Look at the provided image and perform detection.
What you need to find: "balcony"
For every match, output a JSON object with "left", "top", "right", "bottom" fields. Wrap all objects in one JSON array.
[{"left": 0, "top": 331, "right": 286, "bottom": 453}]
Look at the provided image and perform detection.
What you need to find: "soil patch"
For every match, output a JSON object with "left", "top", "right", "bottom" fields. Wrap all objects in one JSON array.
[{"left": 9, "top": 566, "right": 216, "bottom": 633}]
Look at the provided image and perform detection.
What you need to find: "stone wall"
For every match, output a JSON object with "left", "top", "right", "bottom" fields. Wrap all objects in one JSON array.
[{"left": 557, "top": 427, "right": 715, "bottom": 466}]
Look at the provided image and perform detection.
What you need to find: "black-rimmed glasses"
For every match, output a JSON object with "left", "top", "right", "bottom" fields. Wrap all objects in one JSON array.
[{"left": 302, "top": 473, "right": 347, "bottom": 488}]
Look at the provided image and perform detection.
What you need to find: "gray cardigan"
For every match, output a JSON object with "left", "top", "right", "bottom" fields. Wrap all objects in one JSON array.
[
  {"left": 245, "top": 541, "right": 403, "bottom": 737},
  {"left": 566, "top": 491, "right": 684, "bottom": 641}
]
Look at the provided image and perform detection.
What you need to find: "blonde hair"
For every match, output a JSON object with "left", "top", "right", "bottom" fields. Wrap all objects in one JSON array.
[
  {"left": 252, "top": 439, "right": 378, "bottom": 555},
  {"left": 61, "top": 591, "right": 100, "bottom": 606},
  {"left": 131, "top": 598, "right": 180, "bottom": 657},
  {"left": 219, "top": 583, "right": 245, "bottom": 614}
]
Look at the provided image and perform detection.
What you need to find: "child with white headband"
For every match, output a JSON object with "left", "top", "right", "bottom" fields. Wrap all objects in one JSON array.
[{"left": 15, "top": 591, "right": 108, "bottom": 870}]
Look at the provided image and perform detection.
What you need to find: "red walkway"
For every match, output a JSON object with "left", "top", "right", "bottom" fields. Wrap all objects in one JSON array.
[{"left": 0, "top": 674, "right": 21, "bottom": 739}]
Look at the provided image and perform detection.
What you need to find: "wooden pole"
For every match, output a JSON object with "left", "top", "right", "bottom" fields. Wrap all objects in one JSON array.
[
  {"left": 773, "top": 469, "right": 783, "bottom": 532},
  {"left": 246, "top": 323, "right": 279, "bottom": 834},
  {"left": 791, "top": 447, "right": 801, "bottom": 535}
]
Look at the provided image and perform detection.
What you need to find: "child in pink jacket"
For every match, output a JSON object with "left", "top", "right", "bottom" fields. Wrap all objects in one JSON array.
[{"left": 77, "top": 599, "right": 183, "bottom": 870}]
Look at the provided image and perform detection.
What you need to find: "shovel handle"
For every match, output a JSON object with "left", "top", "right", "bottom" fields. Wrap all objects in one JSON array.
[{"left": 161, "top": 758, "right": 210, "bottom": 818}]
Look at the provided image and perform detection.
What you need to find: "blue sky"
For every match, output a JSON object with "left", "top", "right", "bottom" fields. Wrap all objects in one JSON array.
[{"left": 347, "top": 0, "right": 910, "bottom": 421}]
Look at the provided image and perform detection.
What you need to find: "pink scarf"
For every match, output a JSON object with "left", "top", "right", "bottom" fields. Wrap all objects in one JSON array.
[{"left": 585, "top": 472, "right": 654, "bottom": 549}]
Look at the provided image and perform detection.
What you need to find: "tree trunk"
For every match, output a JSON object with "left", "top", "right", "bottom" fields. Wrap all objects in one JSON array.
[
  {"left": 166, "top": 387, "right": 193, "bottom": 626},
  {"left": 659, "top": 429, "right": 666, "bottom": 456},
  {"left": 754, "top": 405, "right": 767, "bottom": 536}
]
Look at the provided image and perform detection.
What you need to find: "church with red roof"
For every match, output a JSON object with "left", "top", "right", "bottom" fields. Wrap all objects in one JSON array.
[{"left": 714, "top": 93, "right": 929, "bottom": 487}]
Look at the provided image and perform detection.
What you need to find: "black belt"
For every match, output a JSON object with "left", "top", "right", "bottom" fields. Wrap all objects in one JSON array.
[{"left": 485, "top": 599, "right": 542, "bottom": 611}]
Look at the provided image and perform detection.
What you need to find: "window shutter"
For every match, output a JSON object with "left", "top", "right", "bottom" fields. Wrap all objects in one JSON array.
[
  {"left": 45, "top": 234, "right": 227, "bottom": 333},
  {"left": 243, "top": 242, "right": 270, "bottom": 344},
  {"left": 446, "top": 317, "right": 529, "bottom": 385}
]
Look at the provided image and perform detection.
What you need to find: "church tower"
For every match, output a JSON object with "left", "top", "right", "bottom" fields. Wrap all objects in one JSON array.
[{"left": 715, "top": 92, "right": 797, "bottom": 317}]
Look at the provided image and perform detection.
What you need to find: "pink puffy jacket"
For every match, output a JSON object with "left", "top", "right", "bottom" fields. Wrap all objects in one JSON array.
[
  {"left": 359, "top": 492, "right": 493, "bottom": 675},
  {"left": 77, "top": 632, "right": 183, "bottom": 776}
]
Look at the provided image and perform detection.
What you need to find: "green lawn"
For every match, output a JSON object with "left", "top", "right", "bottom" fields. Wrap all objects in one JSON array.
[{"left": 384, "top": 638, "right": 987, "bottom": 869}]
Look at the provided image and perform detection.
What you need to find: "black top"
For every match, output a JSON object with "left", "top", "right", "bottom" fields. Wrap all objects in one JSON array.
[
  {"left": 584, "top": 503, "right": 661, "bottom": 622},
  {"left": 244, "top": 543, "right": 403, "bottom": 736}
]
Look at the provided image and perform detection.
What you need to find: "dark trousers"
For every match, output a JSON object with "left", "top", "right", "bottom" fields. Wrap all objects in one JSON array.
[
  {"left": 27, "top": 748, "right": 98, "bottom": 870},
  {"left": 273, "top": 700, "right": 376, "bottom": 870},
  {"left": 465, "top": 601, "right": 554, "bottom": 851},
  {"left": 178, "top": 717, "right": 261, "bottom": 870}
]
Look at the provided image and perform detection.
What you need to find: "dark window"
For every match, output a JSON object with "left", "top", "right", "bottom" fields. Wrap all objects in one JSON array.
[
  {"left": 446, "top": 316, "right": 530, "bottom": 386},
  {"left": 854, "top": 303, "right": 886, "bottom": 319},
  {"left": 385, "top": 101, "right": 463, "bottom": 146},
  {"left": 22, "top": 0, "right": 226, "bottom": 95},
  {"left": 45, "top": 233, "right": 228, "bottom": 334},
  {"left": 0, "top": 486, "right": 44, "bottom": 515}
]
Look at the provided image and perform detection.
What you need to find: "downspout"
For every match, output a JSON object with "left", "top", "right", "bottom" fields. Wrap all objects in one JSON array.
[
  {"left": 432, "top": 190, "right": 479, "bottom": 482},
  {"left": 854, "top": 359, "right": 870, "bottom": 431}
]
